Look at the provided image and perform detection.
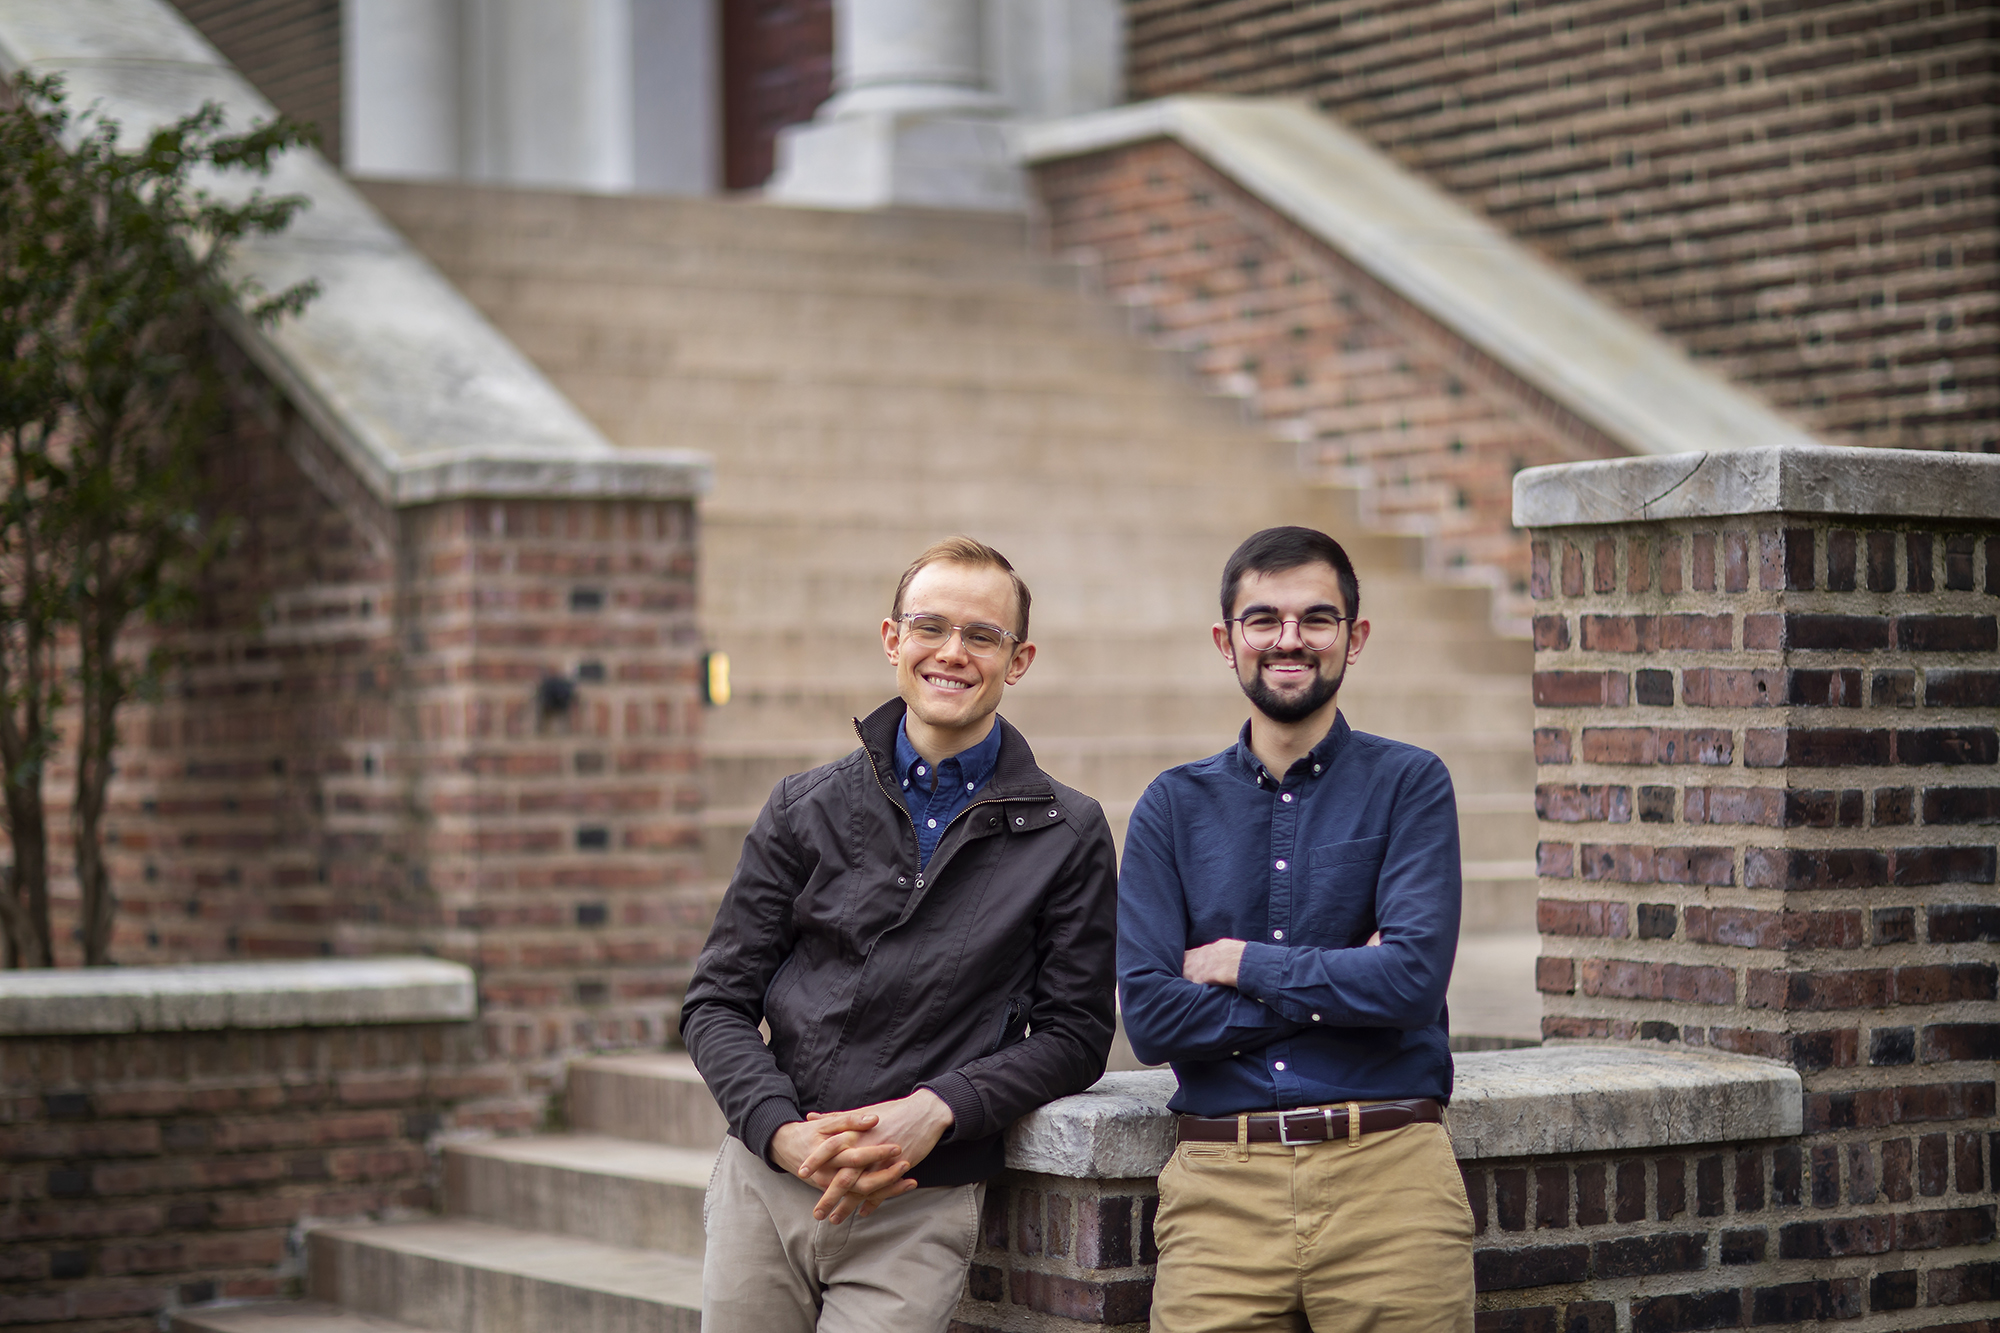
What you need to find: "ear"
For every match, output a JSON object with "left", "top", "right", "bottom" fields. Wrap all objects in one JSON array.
[
  {"left": 1212, "top": 621, "right": 1236, "bottom": 668},
  {"left": 1346, "top": 618, "right": 1370, "bottom": 664},
  {"left": 1002, "top": 640, "right": 1036, "bottom": 684},
  {"left": 881, "top": 617, "right": 901, "bottom": 664}
]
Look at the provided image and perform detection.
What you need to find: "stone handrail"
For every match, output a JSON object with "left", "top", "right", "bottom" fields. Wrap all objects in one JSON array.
[
  {"left": 1012, "top": 97, "right": 1822, "bottom": 463},
  {"left": 0, "top": 0, "right": 710, "bottom": 509},
  {"left": 0, "top": 958, "right": 476, "bottom": 1034},
  {"left": 1006, "top": 1045, "right": 1803, "bottom": 1177}
]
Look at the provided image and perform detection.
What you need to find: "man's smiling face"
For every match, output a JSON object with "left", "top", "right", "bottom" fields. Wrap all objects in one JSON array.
[
  {"left": 882, "top": 560, "right": 1034, "bottom": 754},
  {"left": 1214, "top": 562, "right": 1368, "bottom": 726}
]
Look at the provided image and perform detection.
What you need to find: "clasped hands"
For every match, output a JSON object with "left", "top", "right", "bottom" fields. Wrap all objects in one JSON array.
[{"left": 768, "top": 1087, "right": 954, "bottom": 1224}]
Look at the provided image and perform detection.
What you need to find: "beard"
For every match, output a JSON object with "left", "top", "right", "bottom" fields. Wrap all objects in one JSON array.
[{"left": 1238, "top": 652, "right": 1345, "bottom": 724}]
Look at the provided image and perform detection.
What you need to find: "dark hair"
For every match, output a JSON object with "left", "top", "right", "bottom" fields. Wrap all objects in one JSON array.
[
  {"left": 1219, "top": 527, "right": 1361, "bottom": 621},
  {"left": 891, "top": 535, "right": 1032, "bottom": 639}
]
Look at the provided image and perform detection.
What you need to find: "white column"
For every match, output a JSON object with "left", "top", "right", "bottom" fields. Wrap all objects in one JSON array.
[
  {"left": 342, "top": 0, "right": 461, "bottom": 179},
  {"left": 767, "top": 0, "right": 1025, "bottom": 212}
]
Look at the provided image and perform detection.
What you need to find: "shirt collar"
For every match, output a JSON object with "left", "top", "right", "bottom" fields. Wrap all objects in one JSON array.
[
  {"left": 895, "top": 717, "right": 1005, "bottom": 794},
  {"left": 1231, "top": 711, "right": 1351, "bottom": 788}
]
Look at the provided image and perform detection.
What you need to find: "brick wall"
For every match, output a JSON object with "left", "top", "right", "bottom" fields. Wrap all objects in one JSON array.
[
  {"left": 0, "top": 1017, "right": 517, "bottom": 1332},
  {"left": 1124, "top": 0, "right": 1999, "bottom": 458},
  {"left": 1529, "top": 505, "right": 1997, "bottom": 1327},
  {"left": 1033, "top": 139, "right": 1627, "bottom": 606},
  {"left": 168, "top": 0, "right": 341, "bottom": 164},
  {"left": 30, "top": 352, "right": 710, "bottom": 1073}
]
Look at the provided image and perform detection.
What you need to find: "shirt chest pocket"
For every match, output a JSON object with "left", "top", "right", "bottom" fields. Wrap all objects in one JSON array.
[{"left": 1304, "top": 835, "right": 1388, "bottom": 945}]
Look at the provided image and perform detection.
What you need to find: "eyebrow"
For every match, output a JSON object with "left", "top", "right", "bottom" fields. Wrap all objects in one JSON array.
[{"left": 1236, "top": 602, "right": 1346, "bottom": 617}]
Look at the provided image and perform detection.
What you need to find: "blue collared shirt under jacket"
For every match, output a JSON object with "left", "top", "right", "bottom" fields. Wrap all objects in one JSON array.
[
  {"left": 895, "top": 717, "right": 1003, "bottom": 868},
  {"left": 1118, "top": 712, "right": 1463, "bottom": 1117}
]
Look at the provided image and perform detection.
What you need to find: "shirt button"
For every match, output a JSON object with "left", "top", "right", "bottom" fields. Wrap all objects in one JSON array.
[
  {"left": 1015, "top": 816, "right": 1025, "bottom": 826},
  {"left": 1312, "top": 1014, "right": 1321, "bottom": 1021},
  {"left": 897, "top": 876, "right": 908, "bottom": 885},
  {"left": 1273, "top": 930, "right": 1283, "bottom": 940},
  {"left": 1274, "top": 1061, "right": 1287, "bottom": 1071},
  {"left": 902, "top": 779, "right": 910, "bottom": 788},
  {"left": 1048, "top": 809, "right": 1059, "bottom": 819},
  {"left": 1281, "top": 792, "right": 1293, "bottom": 803},
  {"left": 1232, "top": 1050, "right": 1240, "bottom": 1056},
  {"left": 926, "top": 818, "right": 937, "bottom": 828},
  {"left": 966, "top": 782, "right": 974, "bottom": 791},
  {"left": 1313, "top": 764, "right": 1321, "bottom": 774},
  {"left": 917, "top": 766, "right": 927, "bottom": 776},
  {"left": 1275, "top": 859, "right": 1287, "bottom": 871}
]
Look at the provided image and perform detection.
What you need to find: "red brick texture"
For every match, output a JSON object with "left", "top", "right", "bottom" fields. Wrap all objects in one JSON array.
[
  {"left": 31, "top": 358, "right": 708, "bottom": 1066},
  {"left": 167, "top": 0, "right": 342, "bottom": 164},
  {"left": 1532, "top": 512, "right": 1997, "bottom": 1331},
  {"left": 0, "top": 1021, "right": 519, "bottom": 1332},
  {"left": 1032, "top": 140, "right": 1627, "bottom": 609},
  {"left": 1125, "top": 0, "right": 2000, "bottom": 459}
]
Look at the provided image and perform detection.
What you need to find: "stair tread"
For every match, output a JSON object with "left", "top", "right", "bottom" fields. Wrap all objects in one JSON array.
[
  {"left": 318, "top": 1219, "right": 704, "bottom": 1307},
  {"left": 448, "top": 1133, "right": 714, "bottom": 1186},
  {"left": 173, "top": 1301, "right": 443, "bottom": 1333}
]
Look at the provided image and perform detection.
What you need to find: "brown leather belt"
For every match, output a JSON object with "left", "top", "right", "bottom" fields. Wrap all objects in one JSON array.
[{"left": 1177, "top": 1098, "right": 1443, "bottom": 1145}]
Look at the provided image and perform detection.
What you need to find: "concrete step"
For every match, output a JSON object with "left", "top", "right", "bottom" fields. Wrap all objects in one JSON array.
[
  {"left": 173, "top": 1300, "right": 443, "bottom": 1333},
  {"left": 308, "top": 1219, "right": 703, "bottom": 1333},
  {"left": 444, "top": 1135, "right": 710, "bottom": 1256},
  {"left": 566, "top": 1051, "right": 726, "bottom": 1150}
]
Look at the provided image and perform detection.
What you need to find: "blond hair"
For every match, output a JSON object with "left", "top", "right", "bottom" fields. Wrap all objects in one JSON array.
[{"left": 890, "top": 536, "right": 1032, "bottom": 639}]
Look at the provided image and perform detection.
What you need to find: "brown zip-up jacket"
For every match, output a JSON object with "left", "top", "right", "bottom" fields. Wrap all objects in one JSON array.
[{"left": 680, "top": 697, "right": 1119, "bottom": 1187}]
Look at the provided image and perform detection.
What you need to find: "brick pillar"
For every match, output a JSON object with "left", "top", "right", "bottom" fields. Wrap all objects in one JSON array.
[{"left": 1521, "top": 446, "right": 1998, "bottom": 1321}]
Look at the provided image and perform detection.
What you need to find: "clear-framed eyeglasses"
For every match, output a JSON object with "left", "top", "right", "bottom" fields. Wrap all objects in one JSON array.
[
  {"left": 896, "top": 613, "right": 1020, "bottom": 658},
  {"left": 1227, "top": 612, "right": 1352, "bottom": 653}
]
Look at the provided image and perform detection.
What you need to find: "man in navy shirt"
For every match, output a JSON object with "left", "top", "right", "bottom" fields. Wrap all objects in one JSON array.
[{"left": 1120, "top": 526, "right": 1474, "bottom": 1332}]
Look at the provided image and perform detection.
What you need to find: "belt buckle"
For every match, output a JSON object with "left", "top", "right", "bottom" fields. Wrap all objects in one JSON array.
[{"left": 1277, "top": 1107, "right": 1331, "bottom": 1146}]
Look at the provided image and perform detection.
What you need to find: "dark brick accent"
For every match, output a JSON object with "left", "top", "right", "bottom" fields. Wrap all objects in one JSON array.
[
  {"left": 1638, "top": 786, "right": 1676, "bottom": 823},
  {"left": 1872, "top": 669, "right": 1918, "bottom": 708},
  {"left": 1944, "top": 535, "right": 1977, "bottom": 592},
  {"left": 1635, "top": 668, "right": 1674, "bottom": 706},
  {"left": 1563, "top": 1300, "right": 1615, "bottom": 1333},
  {"left": 966, "top": 1261, "right": 1005, "bottom": 1303},
  {"left": 1927, "top": 670, "right": 2000, "bottom": 708},
  {"left": 1872, "top": 905, "right": 1916, "bottom": 943},
  {"left": 1926, "top": 1260, "right": 1998, "bottom": 1306},
  {"left": 1923, "top": 1023, "right": 2000, "bottom": 1063},
  {"left": 1008, "top": 1269, "right": 1154, "bottom": 1324},
  {"left": 1848, "top": 1142, "right": 1878, "bottom": 1205},
  {"left": 1929, "top": 904, "right": 2000, "bottom": 941},
  {"left": 1907, "top": 533, "right": 1935, "bottom": 593},
  {"left": 1866, "top": 532, "right": 1898, "bottom": 593},
  {"left": 1495, "top": 1168, "right": 1527, "bottom": 1232},
  {"left": 1871, "top": 1269, "right": 1919, "bottom": 1311},
  {"left": 1475, "top": 1244, "right": 1588, "bottom": 1291},
  {"left": 1744, "top": 847, "right": 1891, "bottom": 890},
  {"left": 1805, "top": 1082, "right": 1997, "bottom": 1133},
  {"left": 1536, "top": 785, "right": 1633, "bottom": 823},
  {"left": 1614, "top": 1160, "right": 1645, "bottom": 1224},
  {"left": 1788, "top": 668, "right": 1864, "bottom": 707},
  {"left": 1535, "top": 1165, "right": 1570, "bottom": 1230},
  {"left": 1138, "top": 1195, "right": 1158, "bottom": 1264},
  {"left": 1533, "top": 614, "right": 1570, "bottom": 649},
  {"left": 1593, "top": 1231, "right": 1706, "bottom": 1278},
  {"left": 1810, "top": 1145, "right": 1840, "bottom": 1207},
  {"left": 1656, "top": 1156, "right": 1686, "bottom": 1221},
  {"left": 1630, "top": 1289, "right": 1741, "bottom": 1333},
  {"left": 1695, "top": 1155, "right": 1724, "bottom": 1217},
  {"left": 1922, "top": 786, "right": 2000, "bottom": 825},
  {"left": 1749, "top": 1278, "right": 1862, "bottom": 1325},
  {"left": 1733, "top": 1150, "right": 1763, "bottom": 1214},
  {"left": 1884, "top": 1140, "right": 1914, "bottom": 1202},
  {"left": 1892, "top": 845, "right": 1997, "bottom": 886},
  {"left": 1638, "top": 903, "right": 1677, "bottom": 939},
  {"left": 1746, "top": 726, "right": 1895, "bottom": 767},
  {"left": 1893, "top": 1203, "right": 1997, "bottom": 1250},
  {"left": 1773, "top": 1146, "right": 1802, "bottom": 1207},
  {"left": 1464, "top": 1166, "right": 1487, "bottom": 1234},
  {"left": 1897, "top": 727, "right": 2000, "bottom": 765},
  {"left": 1574, "top": 1163, "right": 1607, "bottom": 1227},
  {"left": 1720, "top": 1228, "right": 1766, "bottom": 1265},
  {"left": 1475, "top": 1310, "right": 1557, "bottom": 1333},
  {"left": 1873, "top": 786, "right": 1915, "bottom": 825},
  {"left": 1779, "top": 1212, "right": 1896, "bottom": 1259},
  {"left": 1826, "top": 530, "right": 1857, "bottom": 591},
  {"left": 1954, "top": 1132, "right": 1984, "bottom": 1194},
  {"left": 1872, "top": 1027, "right": 1917, "bottom": 1066},
  {"left": 1786, "top": 613, "right": 1892, "bottom": 651},
  {"left": 1898, "top": 615, "right": 1998, "bottom": 652},
  {"left": 1015, "top": 1188, "right": 1043, "bottom": 1256},
  {"left": 1919, "top": 1133, "right": 1951, "bottom": 1197},
  {"left": 1075, "top": 1195, "right": 1133, "bottom": 1269}
]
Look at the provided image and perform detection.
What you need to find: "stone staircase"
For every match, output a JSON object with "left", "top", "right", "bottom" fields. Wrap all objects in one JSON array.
[
  {"left": 358, "top": 182, "right": 1540, "bottom": 1023},
  {"left": 174, "top": 1055, "right": 720, "bottom": 1333}
]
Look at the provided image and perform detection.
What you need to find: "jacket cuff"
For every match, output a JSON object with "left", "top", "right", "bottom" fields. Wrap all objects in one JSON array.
[
  {"left": 744, "top": 1094, "right": 806, "bottom": 1171},
  {"left": 921, "top": 1071, "right": 985, "bottom": 1143},
  {"left": 1235, "top": 941, "right": 1287, "bottom": 1003}
]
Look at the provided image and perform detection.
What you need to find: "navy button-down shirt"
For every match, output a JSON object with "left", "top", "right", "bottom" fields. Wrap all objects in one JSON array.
[
  {"left": 1118, "top": 713, "right": 1462, "bottom": 1116},
  {"left": 895, "top": 718, "right": 1003, "bottom": 868}
]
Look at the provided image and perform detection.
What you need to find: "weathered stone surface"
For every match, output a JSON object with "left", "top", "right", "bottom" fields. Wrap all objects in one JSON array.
[
  {"left": 0, "top": 958, "right": 475, "bottom": 1034},
  {"left": 1014, "top": 98, "right": 1820, "bottom": 463},
  {"left": 1008, "top": 1047, "right": 1801, "bottom": 1177},
  {"left": 1513, "top": 445, "right": 2000, "bottom": 528},
  {"left": 0, "top": 0, "right": 710, "bottom": 508}
]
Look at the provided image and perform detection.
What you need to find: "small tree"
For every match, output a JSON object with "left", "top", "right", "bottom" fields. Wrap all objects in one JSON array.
[{"left": 0, "top": 74, "right": 316, "bottom": 966}]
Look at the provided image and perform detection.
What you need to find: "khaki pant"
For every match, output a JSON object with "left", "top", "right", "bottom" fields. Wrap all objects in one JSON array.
[
  {"left": 701, "top": 1135, "right": 985, "bottom": 1333},
  {"left": 1151, "top": 1120, "right": 1475, "bottom": 1333}
]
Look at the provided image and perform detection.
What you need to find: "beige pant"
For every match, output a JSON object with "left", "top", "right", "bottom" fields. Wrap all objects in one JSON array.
[
  {"left": 701, "top": 1135, "right": 985, "bottom": 1333},
  {"left": 1151, "top": 1120, "right": 1475, "bottom": 1333}
]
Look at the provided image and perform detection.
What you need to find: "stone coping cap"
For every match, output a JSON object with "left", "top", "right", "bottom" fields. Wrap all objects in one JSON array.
[
  {"left": 0, "top": 958, "right": 476, "bottom": 1035},
  {"left": 1514, "top": 444, "right": 2000, "bottom": 528},
  {"left": 1012, "top": 97, "right": 1821, "bottom": 462},
  {"left": 0, "top": 0, "right": 711, "bottom": 509},
  {"left": 1005, "top": 1046, "right": 1801, "bottom": 1178}
]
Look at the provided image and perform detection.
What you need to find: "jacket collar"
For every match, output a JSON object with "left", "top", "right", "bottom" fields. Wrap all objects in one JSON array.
[{"left": 857, "top": 698, "right": 1052, "bottom": 801}]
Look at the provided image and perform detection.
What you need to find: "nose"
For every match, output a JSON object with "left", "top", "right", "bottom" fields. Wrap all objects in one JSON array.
[
  {"left": 934, "top": 626, "right": 972, "bottom": 661},
  {"left": 1273, "top": 618, "right": 1308, "bottom": 649}
]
